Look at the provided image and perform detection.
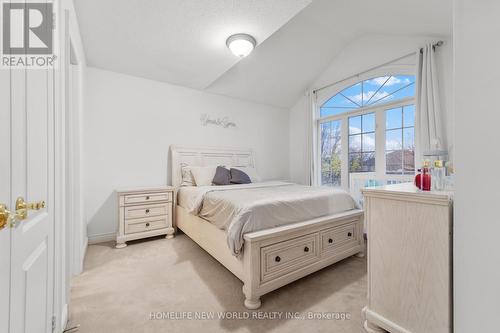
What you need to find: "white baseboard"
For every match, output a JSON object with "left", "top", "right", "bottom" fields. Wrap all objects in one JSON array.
[
  {"left": 88, "top": 232, "right": 116, "bottom": 245},
  {"left": 72, "top": 236, "right": 88, "bottom": 276},
  {"left": 81, "top": 236, "right": 88, "bottom": 259}
]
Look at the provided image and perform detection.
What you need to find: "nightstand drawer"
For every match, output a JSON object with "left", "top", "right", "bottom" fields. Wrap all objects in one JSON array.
[
  {"left": 124, "top": 203, "right": 169, "bottom": 219},
  {"left": 125, "top": 216, "right": 168, "bottom": 234},
  {"left": 123, "top": 192, "right": 172, "bottom": 205}
]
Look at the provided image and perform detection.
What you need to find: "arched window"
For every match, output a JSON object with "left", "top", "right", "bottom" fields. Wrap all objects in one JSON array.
[{"left": 319, "top": 75, "right": 416, "bottom": 189}]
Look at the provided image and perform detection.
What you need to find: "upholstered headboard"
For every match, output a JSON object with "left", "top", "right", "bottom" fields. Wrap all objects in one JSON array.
[{"left": 170, "top": 145, "right": 255, "bottom": 187}]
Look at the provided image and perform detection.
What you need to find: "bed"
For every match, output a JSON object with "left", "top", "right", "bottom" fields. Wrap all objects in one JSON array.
[{"left": 171, "top": 145, "right": 364, "bottom": 309}]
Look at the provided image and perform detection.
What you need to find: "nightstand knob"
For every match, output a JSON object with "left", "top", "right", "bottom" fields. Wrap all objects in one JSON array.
[
  {"left": 146, "top": 222, "right": 150, "bottom": 227},
  {"left": 146, "top": 196, "right": 150, "bottom": 200},
  {"left": 145, "top": 209, "right": 150, "bottom": 214},
  {"left": 348, "top": 232, "right": 352, "bottom": 237},
  {"left": 328, "top": 238, "right": 333, "bottom": 244},
  {"left": 275, "top": 256, "right": 281, "bottom": 262},
  {"left": 304, "top": 246, "right": 309, "bottom": 252}
]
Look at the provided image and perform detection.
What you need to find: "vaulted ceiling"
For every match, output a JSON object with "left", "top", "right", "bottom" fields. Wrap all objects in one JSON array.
[{"left": 74, "top": 0, "right": 452, "bottom": 108}]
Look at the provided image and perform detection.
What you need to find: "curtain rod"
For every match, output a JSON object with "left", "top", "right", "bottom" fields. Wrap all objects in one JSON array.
[{"left": 312, "top": 40, "right": 444, "bottom": 95}]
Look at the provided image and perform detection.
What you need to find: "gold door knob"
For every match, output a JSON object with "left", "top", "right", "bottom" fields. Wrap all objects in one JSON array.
[
  {"left": 0, "top": 204, "right": 24, "bottom": 229},
  {"left": 15, "top": 197, "right": 46, "bottom": 220},
  {"left": 0, "top": 204, "right": 8, "bottom": 230}
]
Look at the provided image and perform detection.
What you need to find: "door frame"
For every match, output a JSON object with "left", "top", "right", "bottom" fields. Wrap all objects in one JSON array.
[{"left": 53, "top": 2, "right": 87, "bottom": 332}]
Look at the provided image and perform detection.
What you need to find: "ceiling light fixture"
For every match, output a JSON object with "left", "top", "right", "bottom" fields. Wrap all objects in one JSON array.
[{"left": 226, "top": 33, "right": 256, "bottom": 58}]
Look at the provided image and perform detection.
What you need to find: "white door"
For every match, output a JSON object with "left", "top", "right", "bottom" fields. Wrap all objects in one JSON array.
[
  {"left": 0, "top": 14, "right": 55, "bottom": 333},
  {"left": 0, "top": 41, "right": 12, "bottom": 333}
]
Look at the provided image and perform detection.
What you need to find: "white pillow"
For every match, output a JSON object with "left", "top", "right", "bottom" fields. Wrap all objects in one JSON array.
[
  {"left": 180, "top": 164, "right": 196, "bottom": 186},
  {"left": 232, "top": 166, "right": 261, "bottom": 183},
  {"left": 190, "top": 166, "right": 217, "bottom": 186}
]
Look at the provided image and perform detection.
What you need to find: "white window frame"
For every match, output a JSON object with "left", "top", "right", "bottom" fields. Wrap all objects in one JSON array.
[{"left": 316, "top": 68, "right": 416, "bottom": 190}]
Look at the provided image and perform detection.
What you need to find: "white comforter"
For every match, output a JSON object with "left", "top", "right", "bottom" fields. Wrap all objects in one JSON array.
[{"left": 182, "top": 181, "right": 359, "bottom": 256}]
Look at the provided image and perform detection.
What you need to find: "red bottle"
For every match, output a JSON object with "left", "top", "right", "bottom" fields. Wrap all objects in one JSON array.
[{"left": 414, "top": 168, "right": 431, "bottom": 191}]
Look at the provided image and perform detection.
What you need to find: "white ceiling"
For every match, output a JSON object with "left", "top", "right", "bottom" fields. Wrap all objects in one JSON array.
[
  {"left": 74, "top": 0, "right": 311, "bottom": 89},
  {"left": 75, "top": 0, "right": 452, "bottom": 108}
]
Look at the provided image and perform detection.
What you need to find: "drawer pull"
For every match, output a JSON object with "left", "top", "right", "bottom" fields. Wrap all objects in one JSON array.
[
  {"left": 348, "top": 232, "right": 352, "bottom": 237},
  {"left": 328, "top": 238, "right": 333, "bottom": 244},
  {"left": 145, "top": 209, "right": 150, "bottom": 214},
  {"left": 145, "top": 222, "right": 150, "bottom": 227},
  {"left": 275, "top": 256, "right": 281, "bottom": 263},
  {"left": 304, "top": 246, "right": 309, "bottom": 253},
  {"left": 146, "top": 196, "right": 150, "bottom": 200}
]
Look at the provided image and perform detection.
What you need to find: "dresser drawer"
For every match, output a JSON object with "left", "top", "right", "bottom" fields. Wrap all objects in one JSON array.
[
  {"left": 320, "top": 222, "right": 359, "bottom": 254},
  {"left": 261, "top": 233, "right": 320, "bottom": 283},
  {"left": 124, "top": 203, "right": 169, "bottom": 220},
  {"left": 123, "top": 192, "right": 172, "bottom": 205},
  {"left": 125, "top": 216, "right": 169, "bottom": 234}
]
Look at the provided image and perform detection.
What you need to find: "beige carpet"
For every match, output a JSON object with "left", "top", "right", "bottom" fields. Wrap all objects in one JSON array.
[{"left": 70, "top": 234, "right": 367, "bottom": 333}]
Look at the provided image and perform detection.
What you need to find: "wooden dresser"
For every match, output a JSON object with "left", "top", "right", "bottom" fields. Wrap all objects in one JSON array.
[
  {"left": 116, "top": 186, "right": 175, "bottom": 249},
  {"left": 362, "top": 183, "right": 453, "bottom": 333}
]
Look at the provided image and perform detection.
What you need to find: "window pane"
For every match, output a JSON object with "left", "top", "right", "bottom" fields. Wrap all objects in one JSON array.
[
  {"left": 363, "top": 113, "right": 375, "bottom": 132},
  {"left": 320, "top": 120, "right": 342, "bottom": 187},
  {"left": 386, "top": 129, "right": 402, "bottom": 150},
  {"left": 362, "top": 133, "right": 375, "bottom": 151},
  {"left": 349, "top": 116, "right": 361, "bottom": 134},
  {"left": 349, "top": 134, "right": 361, "bottom": 152},
  {"left": 386, "top": 107, "right": 402, "bottom": 129},
  {"left": 363, "top": 77, "right": 389, "bottom": 105},
  {"left": 348, "top": 112, "right": 376, "bottom": 174},
  {"left": 387, "top": 75, "right": 414, "bottom": 91},
  {"left": 403, "top": 149, "right": 415, "bottom": 174},
  {"left": 361, "top": 152, "right": 375, "bottom": 172},
  {"left": 349, "top": 153, "right": 362, "bottom": 173},
  {"left": 403, "top": 127, "right": 415, "bottom": 150},
  {"left": 340, "top": 83, "right": 362, "bottom": 106},
  {"left": 365, "top": 91, "right": 393, "bottom": 106},
  {"left": 391, "top": 82, "right": 416, "bottom": 100},
  {"left": 403, "top": 105, "right": 415, "bottom": 127},
  {"left": 386, "top": 150, "right": 403, "bottom": 174},
  {"left": 322, "top": 92, "right": 359, "bottom": 109}
]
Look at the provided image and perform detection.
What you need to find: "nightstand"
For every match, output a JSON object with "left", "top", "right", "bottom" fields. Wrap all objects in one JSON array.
[{"left": 115, "top": 186, "right": 175, "bottom": 249}]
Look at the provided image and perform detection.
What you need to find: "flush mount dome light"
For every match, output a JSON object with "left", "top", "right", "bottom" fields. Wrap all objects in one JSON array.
[{"left": 226, "top": 33, "right": 256, "bottom": 58}]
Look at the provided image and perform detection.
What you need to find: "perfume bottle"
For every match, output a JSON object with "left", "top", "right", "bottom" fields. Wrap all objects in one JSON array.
[
  {"left": 415, "top": 161, "right": 432, "bottom": 191},
  {"left": 432, "top": 159, "right": 445, "bottom": 190}
]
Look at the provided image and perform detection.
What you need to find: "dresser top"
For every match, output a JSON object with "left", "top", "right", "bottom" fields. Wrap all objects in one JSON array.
[
  {"left": 116, "top": 185, "right": 174, "bottom": 195},
  {"left": 362, "top": 182, "right": 453, "bottom": 205}
]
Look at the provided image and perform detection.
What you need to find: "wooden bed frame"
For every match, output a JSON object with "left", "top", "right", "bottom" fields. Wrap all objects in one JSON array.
[{"left": 171, "top": 145, "right": 364, "bottom": 309}]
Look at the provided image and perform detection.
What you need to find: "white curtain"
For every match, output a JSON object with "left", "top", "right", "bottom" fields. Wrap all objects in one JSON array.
[
  {"left": 415, "top": 43, "right": 445, "bottom": 160},
  {"left": 305, "top": 89, "right": 318, "bottom": 186}
]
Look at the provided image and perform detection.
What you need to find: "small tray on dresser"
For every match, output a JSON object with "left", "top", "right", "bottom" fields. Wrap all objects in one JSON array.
[{"left": 116, "top": 186, "right": 175, "bottom": 249}]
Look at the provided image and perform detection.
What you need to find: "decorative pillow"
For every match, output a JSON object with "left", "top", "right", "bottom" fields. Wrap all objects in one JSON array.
[
  {"left": 212, "top": 166, "right": 231, "bottom": 185},
  {"left": 180, "top": 164, "right": 196, "bottom": 186},
  {"left": 230, "top": 168, "right": 252, "bottom": 184},
  {"left": 190, "top": 166, "right": 218, "bottom": 186},
  {"left": 232, "top": 166, "right": 261, "bottom": 183}
]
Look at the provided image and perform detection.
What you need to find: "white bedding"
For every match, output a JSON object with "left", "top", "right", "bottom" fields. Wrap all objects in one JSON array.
[{"left": 177, "top": 181, "right": 359, "bottom": 256}]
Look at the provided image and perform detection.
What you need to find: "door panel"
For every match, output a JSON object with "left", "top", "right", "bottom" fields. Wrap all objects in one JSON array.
[
  {"left": 21, "top": 238, "right": 49, "bottom": 333},
  {"left": 27, "top": 66, "right": 49, "bottom": 201},
  {"left": 9, "top": 6, "right": 55, "bottom": 331}
]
